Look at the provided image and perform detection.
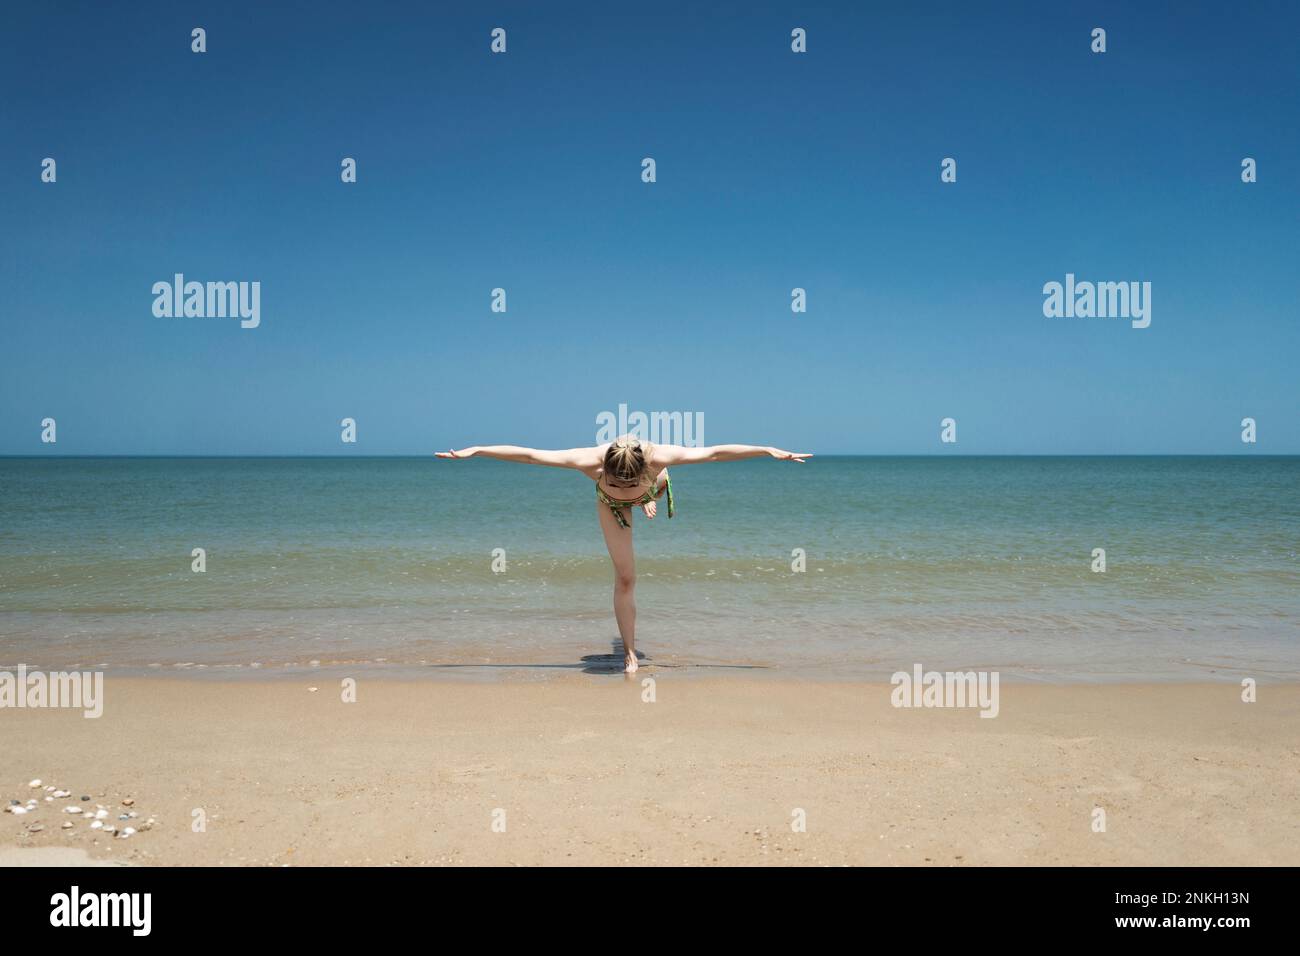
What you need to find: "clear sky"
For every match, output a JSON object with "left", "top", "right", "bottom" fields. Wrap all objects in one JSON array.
[{"left": 2, "top": 1, "right": 1296, "bottom": 455}]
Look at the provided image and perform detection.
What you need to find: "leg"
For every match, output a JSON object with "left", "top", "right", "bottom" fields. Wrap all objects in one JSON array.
[{"left": 596, "top": 500, "right": 638, "bottom": 673}]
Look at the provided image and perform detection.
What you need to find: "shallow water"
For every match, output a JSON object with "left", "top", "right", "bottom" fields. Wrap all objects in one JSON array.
[{"left": 1, "top": 456, "right": 1297, "bottom": 681}]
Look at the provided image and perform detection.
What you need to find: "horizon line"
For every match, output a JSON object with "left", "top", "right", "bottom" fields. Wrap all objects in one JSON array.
[{"left": 2, "top": 453, "right": 1295, "bottom": 460}]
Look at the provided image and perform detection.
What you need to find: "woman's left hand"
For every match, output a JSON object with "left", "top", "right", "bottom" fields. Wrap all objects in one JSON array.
[
  {"left": 641, "top": 500, "right": 657, "bottom": 519},
  {"left": 768, "top": 447, "right": 813, "bottom": 462}
]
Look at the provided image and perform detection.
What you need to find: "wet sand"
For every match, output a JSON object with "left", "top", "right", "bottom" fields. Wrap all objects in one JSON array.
[{"left": 3, "top": 676, "right": 1297, "bottom": 866}]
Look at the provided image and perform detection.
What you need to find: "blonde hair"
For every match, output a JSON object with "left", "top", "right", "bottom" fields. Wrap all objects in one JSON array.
[{"left": 603, "top": 436, "right": 649, "bottom": 485}]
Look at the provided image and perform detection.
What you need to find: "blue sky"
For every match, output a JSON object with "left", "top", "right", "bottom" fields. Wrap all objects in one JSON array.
[{"left": 2, "top": 1, "right": 1296, "bottom": 455}]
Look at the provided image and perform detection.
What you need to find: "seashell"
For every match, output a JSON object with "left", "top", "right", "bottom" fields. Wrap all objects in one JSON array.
[
  {"left": 63, "top": 806, "right": 82, "bottom": 814},
  {"left": 89, "top": 820, "right": 103, "bottom": 830},
  {"left": 28, "top": 779, "right": 42, "bottom": 788}
]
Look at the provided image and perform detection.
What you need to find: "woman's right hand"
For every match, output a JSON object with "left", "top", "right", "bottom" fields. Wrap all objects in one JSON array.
[{"left": 436, "top": 447, "right": 478, "bottom": 459}]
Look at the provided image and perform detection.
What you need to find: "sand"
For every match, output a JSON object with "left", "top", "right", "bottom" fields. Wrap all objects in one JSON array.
[{"left": 2, "top": 675, "right": 1297, "bottom": 866}]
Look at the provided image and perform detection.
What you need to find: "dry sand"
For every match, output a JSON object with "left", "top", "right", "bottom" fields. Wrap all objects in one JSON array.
[{"left": 3, "top": 675, "right": 1297, "bottom": 866}]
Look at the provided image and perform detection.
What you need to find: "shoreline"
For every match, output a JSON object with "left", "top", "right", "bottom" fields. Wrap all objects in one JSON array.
[
  {"left": 2, "top": 658, "right": 1293, "bottom": 685},
  {"left": 4, "top": 677, "right": 1297, "bottom": 866}
]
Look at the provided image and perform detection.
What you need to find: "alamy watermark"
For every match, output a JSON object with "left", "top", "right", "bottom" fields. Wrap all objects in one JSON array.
[
  {"left": 50, "top": 886, "right": 150, "bottom": 936},
  {"left": 1042, "top": 273, "right": 1150, "bottom": 329},
  {"left": 152, "top": 273, "right": 260, "bottom": 329},
  {"left": 595, "top": 403, "right": 704, "bottom": 446},
  {"left": 890, "top": 664, "right": 999, "bottom": 718},
  {"left": 0, "top": 665, "right": 103, "bottom": 718}
]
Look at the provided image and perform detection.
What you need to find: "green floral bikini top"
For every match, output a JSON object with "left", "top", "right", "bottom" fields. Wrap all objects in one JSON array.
[{"left": 595, "top": 472, "right": 675, "bottom": 529}]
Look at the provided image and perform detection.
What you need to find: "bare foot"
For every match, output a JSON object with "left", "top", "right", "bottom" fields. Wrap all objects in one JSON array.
[{"left": 623, "top": 651, "right": 638, "bottom": 674}]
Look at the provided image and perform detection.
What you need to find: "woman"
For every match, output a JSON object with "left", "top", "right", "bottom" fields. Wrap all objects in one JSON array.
[{"left": 437, "top": 438, "right": 812, "bottom": 673}]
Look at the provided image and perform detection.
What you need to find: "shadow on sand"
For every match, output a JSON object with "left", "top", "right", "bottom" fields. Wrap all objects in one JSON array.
[{"left": 421, "top": 640, "right": 772, "bottom": 675}]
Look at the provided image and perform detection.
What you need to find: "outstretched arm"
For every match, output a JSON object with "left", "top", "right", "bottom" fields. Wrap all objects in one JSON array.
[
  {"left": 436, "top": 445, "right": 601, "bottom": 469},
  {"left": 651, "top": 444, "right": 812, "bottom": 466}
]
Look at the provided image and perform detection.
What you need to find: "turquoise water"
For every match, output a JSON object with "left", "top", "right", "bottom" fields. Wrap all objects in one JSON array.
[{"left": 1, "top": 456, "right": 1297, "bottom": 680}]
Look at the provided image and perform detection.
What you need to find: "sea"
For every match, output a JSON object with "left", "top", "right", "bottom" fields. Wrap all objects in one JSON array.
[{"left": 1, "top": 456, "right": 1296, "bottom": 681}]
